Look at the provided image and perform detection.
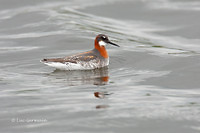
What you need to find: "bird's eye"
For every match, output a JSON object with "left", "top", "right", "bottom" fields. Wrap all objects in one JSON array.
[{"left": 102, "top": 36, "right": 106, "bottom": 40}]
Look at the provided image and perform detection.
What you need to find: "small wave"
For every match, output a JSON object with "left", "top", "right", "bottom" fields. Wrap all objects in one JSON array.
[
  {"left": 110, "top": 67, "right": 170, "bottom": 86},
  {"left": 145, "top": 0, "right": 200, "bottom": 11},
  {"left": 0, "top": 31, "right": 66, "bottom": 39},
  {"left": 0, "top": 46, "right": 39, "bottom": 53}
]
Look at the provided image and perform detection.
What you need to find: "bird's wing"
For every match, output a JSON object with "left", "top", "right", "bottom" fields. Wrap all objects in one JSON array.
[
  {"left": 41, "top": 51, "right": 97, "bottom": 64},
  {"left": 64, "top": 52, "right": 98, "bottom": 63}
]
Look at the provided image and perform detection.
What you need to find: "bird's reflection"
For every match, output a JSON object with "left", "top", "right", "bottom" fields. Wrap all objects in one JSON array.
[
  {"left": 49, "top": 67, "right": 109, "bottom": 86},
  {"left": 94, "top": 91, "right": 113, "bottom": 109},
  {"left": 96, "top": 105, "right": 110, "bottom": 109},
  {"left": 94, "top": 92, "right": 113, "bottom": 99},
  {"left": 47, "top": 67, "right": 111, "bottom": 109}
]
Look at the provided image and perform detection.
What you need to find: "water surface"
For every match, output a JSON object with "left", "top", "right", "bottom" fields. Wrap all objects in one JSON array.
[{"left": 0, "top": 0, "right": 200, "bottom": 132}]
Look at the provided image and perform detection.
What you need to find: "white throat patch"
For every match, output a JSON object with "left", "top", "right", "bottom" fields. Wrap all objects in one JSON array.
[{"left": 99, "top": 41, "right": 107, "bottom": 47}]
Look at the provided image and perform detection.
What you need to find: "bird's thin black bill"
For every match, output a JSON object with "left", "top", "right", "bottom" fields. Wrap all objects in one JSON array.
[{"left": 108, "top": 41, "right": 120, "bottom": 47}]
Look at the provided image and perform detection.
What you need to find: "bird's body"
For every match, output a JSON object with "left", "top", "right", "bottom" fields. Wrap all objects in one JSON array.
[
  {"left": 41, "top": 34, "right": 119, "bottom": 70},
  {"left": 41, "top": 49, "right": 109, "bottom": 70}
]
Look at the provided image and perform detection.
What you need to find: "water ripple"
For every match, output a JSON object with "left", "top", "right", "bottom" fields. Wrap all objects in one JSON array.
[{"left": 0, "top": 0, "right": 200, "bottom": 56}]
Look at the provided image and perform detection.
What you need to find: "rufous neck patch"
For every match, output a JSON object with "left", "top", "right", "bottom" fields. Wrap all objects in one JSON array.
[{"left": 94, "top": 40, "right": 108, "bottom": 58}]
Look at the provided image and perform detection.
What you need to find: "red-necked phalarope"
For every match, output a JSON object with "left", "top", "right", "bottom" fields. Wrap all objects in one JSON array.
[{"left": 41, "top": 34, "right": 119, "bottom": 70}]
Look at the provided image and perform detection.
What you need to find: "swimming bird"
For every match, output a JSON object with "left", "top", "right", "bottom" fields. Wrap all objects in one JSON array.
[{"left": 40, "top": 34, "right": 119, "bottom": 70}]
